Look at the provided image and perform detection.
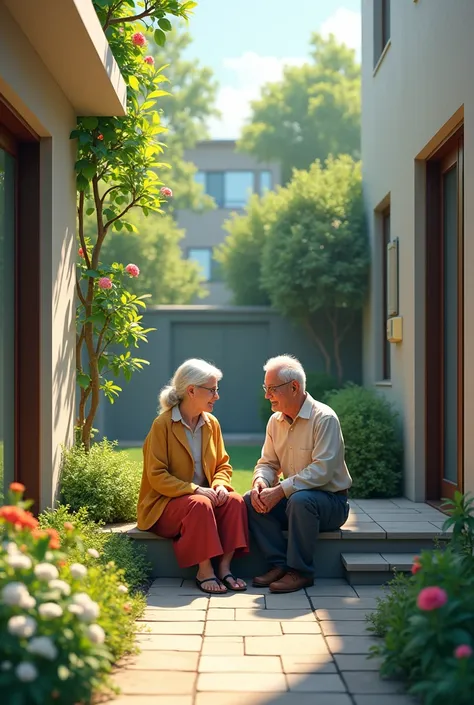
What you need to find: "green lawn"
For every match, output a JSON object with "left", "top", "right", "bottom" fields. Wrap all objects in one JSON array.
[{"left": 121, "top": 445, "right": 261, "bottom": 496}]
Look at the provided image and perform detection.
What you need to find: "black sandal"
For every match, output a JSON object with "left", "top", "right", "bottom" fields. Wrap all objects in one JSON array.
[
  {"left": 195, "top": 577, "right": 227, "bottom": 595},
  {"left": 220, "top": 573, "right": 247, "bottom": 592}
]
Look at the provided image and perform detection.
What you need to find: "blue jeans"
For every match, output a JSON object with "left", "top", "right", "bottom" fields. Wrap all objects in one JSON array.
[{"left": 244, "top": 489, "right": 350, "bottom": 577}]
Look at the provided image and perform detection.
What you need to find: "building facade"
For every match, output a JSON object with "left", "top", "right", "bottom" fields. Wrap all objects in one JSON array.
[
  {"left": 176, "top": 140, "right": 280, "bottom": 304},
  {"left": 362, "top": 0, "right": 473, "bottom": 501},
  {"left": 0, "top": 0, "right": 126, "bottom": 509}
]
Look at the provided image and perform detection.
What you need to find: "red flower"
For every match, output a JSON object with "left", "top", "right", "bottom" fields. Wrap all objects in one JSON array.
[
  {"left": 97, "top": 134, "right": 104, "bottom": 141},
  {"left": 125, "top": 263, "right": 140, "bottom": 277},
  {"left": 123, "top": 602, "right": 132, "bottom": 613},
  {"left": 132, "top": 32, "right": 146, "bottom": 47},
  {"left": 10, "top": 482, "right": 26, "bottom": 494},
  {"left": 64, "top": 522, "right": 74, "bottom": 531},
  {"left": 417, "top": 586, "right": 448, "bottom": 611},
  {"left": 32, "top": 527, "right": 61, "bottom": 549},
  {"left": 455, "top": 644, "right": 473, "bottom": 659},
  {"left": 144, "top": 56, "right": 154, "bottom": 66},
  {"left": 98, "top": 277, "right": 112, "bottom": 290},
  {"left": 160, "top": 186, "right": 173, "bottom": 198},
  {"left": 0, "top": 505, "right": 39, "bottom": 530},
  {"left": 78, "top": 247, "right": 85, "bottom": 258},
  {"left": 411, "top": 556, "right": 422, "bottom": 574}
]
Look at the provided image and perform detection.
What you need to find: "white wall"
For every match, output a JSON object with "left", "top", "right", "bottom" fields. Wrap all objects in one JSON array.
[{"left": 362, "top": 0, "right": 474, "bottom": 499}]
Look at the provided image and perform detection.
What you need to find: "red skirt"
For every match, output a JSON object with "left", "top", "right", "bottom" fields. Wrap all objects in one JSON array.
[{"left": 149, "top": 492, "right": 249, "bottom": 568}]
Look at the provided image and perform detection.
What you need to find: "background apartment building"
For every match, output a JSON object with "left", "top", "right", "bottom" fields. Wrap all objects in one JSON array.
[
  {"left": 176, "top": 140, "right": 281, "bottom": 304},
  {"left": 362, "top": 0, "right": 473, "bottom": 502}
]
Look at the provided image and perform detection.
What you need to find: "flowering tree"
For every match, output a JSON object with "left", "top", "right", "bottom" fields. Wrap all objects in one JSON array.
[{"left": 74, "top": 1, "right": 196, "bottom": 450}]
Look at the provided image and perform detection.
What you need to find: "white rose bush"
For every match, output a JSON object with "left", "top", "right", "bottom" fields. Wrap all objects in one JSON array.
[{"left": 0, "top": 483, "right": 138, "bottom": 704}]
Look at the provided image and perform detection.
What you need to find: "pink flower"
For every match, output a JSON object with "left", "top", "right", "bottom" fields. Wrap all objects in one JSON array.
[
  {"left": 132, "top": 32, "right": 146, "bottom": 47},
  {"left": 78, "top": 247, "right": 85, "bottom": 258},
  {"left": 417, "top": 586, "right": 448, "bottom": 611},
  {"left": 160, "top": 186, "right": 173, "bottom": 198},
  {"left": 144, "top": 56, "right": 154, "bottom": 66},
  {"left": 454, "top": 644, "right": 473, "bottom": 659},
  {"left": 125, "top": 263, "right": 140, "bottom": 277},
  {"left": 98, "top": 277, "right": 112, "bottom": 290},
  {"left": 411, "top": 557, "right": 422, "bottom": 574},
  {"left": 97, "top": 134, "right": 104, "bottom": 141}
]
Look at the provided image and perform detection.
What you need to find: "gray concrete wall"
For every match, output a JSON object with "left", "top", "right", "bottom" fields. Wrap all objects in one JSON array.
[
  {"left": 361, "top": 0, "right": 474, "bottom": 498},
  {"left": 97, "top": 306, "right": 362, "bottom": 443}
]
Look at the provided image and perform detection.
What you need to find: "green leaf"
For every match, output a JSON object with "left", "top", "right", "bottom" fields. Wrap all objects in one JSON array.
[
  {"left": 77, "top": 372, "right": 91, "bottom": 389},
  {"left": 86, "top": 207, "right": 95, "bottom": 216},
  {"left": 129, "top": 75, "right": 140, "bottom": 92},
  {"left": 82, "top": 163, "right": 97, "bottom": 180},
  {"left": 154, "top": 28, "right": 166, "bottom": 47},
  {"left": 78, "top": 132, "right": 92, "bottom": 145},
  {"left": 158, "top": 18, "right": 172, "bottom": 31},
  {"left": 76, "top": 174, "right": 89, "bottom": 192},
  {"left": 84, "top": 269, "right": 100, "bottom": 278},
  {"left": 81, "top": 116, "right": 99, "bottom": 130}
]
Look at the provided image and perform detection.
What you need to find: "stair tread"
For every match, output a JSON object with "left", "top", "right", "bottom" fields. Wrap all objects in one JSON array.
[{"left": 342, "top": 552, "right": 417, "bottom": 571}]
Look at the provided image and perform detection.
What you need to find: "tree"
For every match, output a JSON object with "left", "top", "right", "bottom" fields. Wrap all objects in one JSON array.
[
  {"left": 75, "top": 0, "right": 196, "bottom": 450},
  {"left": 239, "top": 34, "right": 360, "bottom": 183},
  {"left": 260, "top": 156, "right": 369, "bottom": 383},
  {"left": 215, "top": 192, "right": 279, "bottom": 306},
  {"left": 99, "top": 210, "right": 204, "bottom": 304}
]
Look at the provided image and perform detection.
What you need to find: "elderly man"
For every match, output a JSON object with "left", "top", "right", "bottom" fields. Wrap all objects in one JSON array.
[{"left": 244, "top": 355, "right": 352, "bottom": 593}]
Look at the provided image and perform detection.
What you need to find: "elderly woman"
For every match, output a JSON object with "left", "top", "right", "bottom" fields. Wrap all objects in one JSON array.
[{"left": 137, "top": 358, "right": 248, "bottom": 594}]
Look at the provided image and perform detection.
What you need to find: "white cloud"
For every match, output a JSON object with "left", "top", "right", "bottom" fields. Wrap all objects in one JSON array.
[
  {"left": 208, "top": 52, "right": 306, "bottom": 140},
  {"left": 320, "top": 7, "right": 361, "bottom": 58},
  {"left": 208, "top": 7, "right": 362, "bottom": 140}
]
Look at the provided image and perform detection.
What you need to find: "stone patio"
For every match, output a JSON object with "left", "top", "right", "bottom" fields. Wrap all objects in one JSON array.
[{"left": 110, "top": 577, "right": 418, "bottom": 705}]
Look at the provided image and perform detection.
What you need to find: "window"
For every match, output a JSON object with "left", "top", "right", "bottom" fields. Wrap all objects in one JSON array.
[
  {"left": 260, "top": 171, "right": 272, "bottom": 193},
  {"left": 194, "top": 171, "right": 255, "bottom": 208},
  {"left": 187, "top": 248, "right": 223, "bottom": 282},
  {"left": 382, "top": 208, "right": 391, "bottom": 380},
  {"left": 374, "top": 0, "right": 390, "bottom": 67}
]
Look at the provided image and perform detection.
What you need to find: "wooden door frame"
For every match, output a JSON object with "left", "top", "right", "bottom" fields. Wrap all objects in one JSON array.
[
  {"left": 425, "top": 126, "right": 464, "bottom": 501},
  {"left": 0, "top": 94, "right": 41, "bottom": 511}
]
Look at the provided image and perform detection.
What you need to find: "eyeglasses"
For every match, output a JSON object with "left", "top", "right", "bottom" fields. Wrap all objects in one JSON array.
[
  {"left": 262, "top": 381, "right": 294, "bottom": 394},
  {"left": 196, "top": 385, "right": 219, "bottom": 397}
]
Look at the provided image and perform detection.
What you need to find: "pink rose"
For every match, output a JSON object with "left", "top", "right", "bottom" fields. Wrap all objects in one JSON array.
[
  {"left": 144, "top": 56, "right": 154, "bottom": 66},
  {"left": 160, "top": 186, "right": 173, "bottom": 197},
  {"left": 78, "top": 247, "right": 85, "bottom": 258},
  {"left": 98, "top": 277, "right": 112, "bottom": 290},
  {"left": 454, "top": 644, "right": 473, "bottom": 659},
  {"left": 125, "top": 263, "right": 140, "bottom": 277},
  {"left": 417, "top": 586, "right": 448, "bottom": 611},
  {"left": 132, "top": 32, "right": 146, "bottom": 47}
]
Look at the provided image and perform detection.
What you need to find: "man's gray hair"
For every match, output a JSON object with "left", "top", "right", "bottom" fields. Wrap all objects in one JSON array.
[{"left": 263, "top": 355, "right": 306, "bottom": 391}]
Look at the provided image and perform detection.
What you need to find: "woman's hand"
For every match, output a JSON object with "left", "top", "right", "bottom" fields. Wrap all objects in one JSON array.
[
  {"left": 194, "top": 487, "right": 218, "bottom": 506},
  {"left": 214, "top": 485, "right": 229, "bottom": 507}
]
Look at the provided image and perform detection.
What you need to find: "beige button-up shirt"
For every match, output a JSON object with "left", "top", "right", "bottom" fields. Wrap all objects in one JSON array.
[
  {"left": 171, "top": 406, "right": 208, "bottom": 487},
  {"left": 253, "top": 393, "right": 352, "bottom": 497}
]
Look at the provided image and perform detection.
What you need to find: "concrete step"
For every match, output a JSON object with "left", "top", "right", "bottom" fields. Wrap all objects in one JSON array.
[
  {"left": 341, "top": 552, "right": 416, "bottom": 585},
  {"left": 127, "top": 526, "right": 442, "bottom": 580}
]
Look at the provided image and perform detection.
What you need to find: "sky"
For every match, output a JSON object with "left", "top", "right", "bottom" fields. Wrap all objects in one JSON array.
[{"left": 184, "top": 0, "right": 362, "bottom": 139}]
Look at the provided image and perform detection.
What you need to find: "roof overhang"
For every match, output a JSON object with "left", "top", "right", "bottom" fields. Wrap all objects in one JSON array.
[{"left": 4, "top": 0, "right": 127, "bottom": 116}]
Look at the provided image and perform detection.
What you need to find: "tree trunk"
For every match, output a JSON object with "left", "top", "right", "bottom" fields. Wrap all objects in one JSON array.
[{"left": 303, "top": 317, "right": 332, "bottom": 375}]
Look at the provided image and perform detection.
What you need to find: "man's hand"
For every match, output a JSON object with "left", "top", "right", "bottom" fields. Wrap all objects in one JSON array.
[
  {"left": 214, "top": 485, "right": 229, "bottom": 507},
  {"left": 194, "top": 486, "right": 218, "bottom": 506},
  {"left": 250, "top": 478, "right": 268, "bottom": 513},
  {"left": 259, "top": 484, "right": 285, "bottom": 513}
]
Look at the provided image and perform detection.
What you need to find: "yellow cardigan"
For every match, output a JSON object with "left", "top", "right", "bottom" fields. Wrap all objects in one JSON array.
[{"left": 137, "top": 409, "right": 234, "bottom": 530}]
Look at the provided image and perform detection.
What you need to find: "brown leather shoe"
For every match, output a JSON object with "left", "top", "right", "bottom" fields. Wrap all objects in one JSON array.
[
  {"left": 269, "top": 570, "right": 314, "bottom": 593},
  {"left": 252, "top": 566, "right": 287, "bottom": 587}
]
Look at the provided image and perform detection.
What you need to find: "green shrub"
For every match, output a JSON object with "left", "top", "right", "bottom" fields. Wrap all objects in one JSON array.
[
  {"left": 260, "top": 371, "right": 340, "bottom": 425},
  {"left": 59, "top": 439, "right": 141, "bottom": 523},
  {"left": 325, "top": 384, "right": 402, "bottom": 498},
  {"left": 367, "top": 492, "right": 474, "bottom": 705},
  {"left": 39, "top": 505, "right": 151, "bottom": 594}
]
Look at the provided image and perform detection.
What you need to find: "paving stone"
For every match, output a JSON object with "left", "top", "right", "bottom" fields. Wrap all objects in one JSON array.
[
  {"left": 367, "top": 513, "right": 441, "bottom": 523},
  {"left": 117, "top": 650, "right": 199, "bottom": 671},
  {"left": 343, "top": 671, "right": 404, "bottom": 694},
  {"left": 134, "top": 634, "right": 202, "bottom": 651},
  {"left": 108, "top": 698, "right": 192, "bottom": 705},
  {"left": 335, "top": 654, "right": 382, "bottom": 671},
  {"left": 320, "top": 621, "right": 371, "bottom": 636},
  {"left": 136, "top": 621, "right": 204, "bottom": 635},
  {"left": 207, "top": 608, "right": 235, "bottom": 620},
  {"left": 374, "top": 522, "right": 439, "bottom": 538},
  {"left": 205, "top": 620, "right": 282, "bottom": 636},
  {"left": 306, "top": 585, "right": 358, "bottom": 597},
  {"left": 281, "top": 620, "right": 321, "bottom": 634},
  {"left": 316, "top": 609, "right": 376, "bottom": 621},
  {"left": 195, "top": 694, "right": 352, "bottom": 705},
  {"left": 352, "top": 586, "right": 387, "bottom": 599},
  {"left": 202, "top": 637, "right": 244, "bottom": 655},
  {"left": 235, "top": 608, "right": 316, "bottom": 621},
  {"left": 245, "top": 634, "right": 330, "bottom": 656},
  {"left": 326, "top": 636, "right": 380, "bottom": 654},
  {"left": 341, "top": 525, "right": 386, "bottom": 539},
  {"left": 209, "top": 593, "right": 265, "bottom": 608},
  {"left": 145, "top": 596, "right": 209, "bottom": 609},
  {"left": 310, "top": 597, "right": 378, "bottom": 610},
  {"left": 138, "top": 609, "right": 206, "bottom": 622},
  {"left": 265, "top": 594, "right": 313, "bottom": 609},
  {"left": 150, "top": 578, "right": 183, "bottom": 587},
  {"left": 354, "top": 695, "right": 417, "bottom": 705},
  {"left": 287, "top": 673, "right": 347, "bottom": 693},
  {"left": 112, "top": 669, "right": 195, "bottom": 695},
  {"left": 381, "top": 554, "right": 416, "bottom": 571},
  {"left": 197, "top": 672, "right": 287, "bottom": 692},
  {"left": 281, "top": 654, "right": 336, "bottom": 674},
  {"left": 199, "top": 655, "right": 282, "bottom": 672},
  {"left": 182, "top": 580, "right": 265, "bottom": 595},
  {"left": 341, "top": 553, "right": 389, "bottom": 572}
]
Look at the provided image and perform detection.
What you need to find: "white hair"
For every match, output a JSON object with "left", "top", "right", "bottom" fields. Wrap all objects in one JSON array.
[
  {"left": 158, "top": 358, "right": 223, "bottom": 413},
  {"left": 263, "top": 354, "right": 306, "bottom": 391}
]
